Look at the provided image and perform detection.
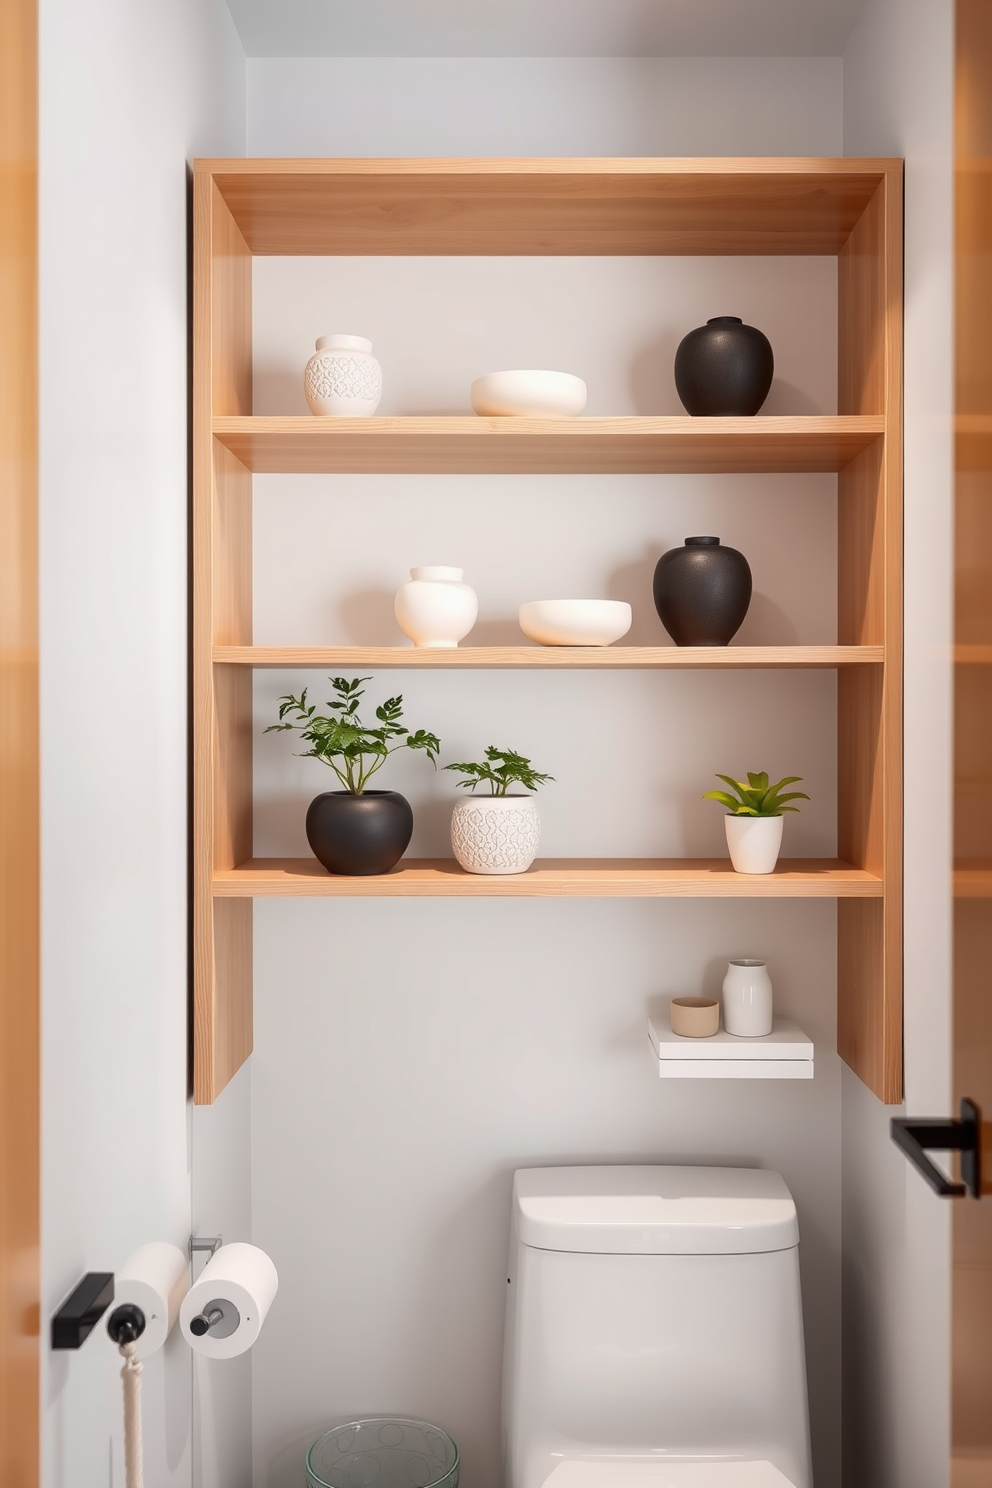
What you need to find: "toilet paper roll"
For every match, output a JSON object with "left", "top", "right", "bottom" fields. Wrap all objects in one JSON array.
[
  {"left": 110, "top": 1242, "right": 189, "bottom": 1360},
  {"left": 179, "top": 1243, "right": 278, "bottom": 1360}
]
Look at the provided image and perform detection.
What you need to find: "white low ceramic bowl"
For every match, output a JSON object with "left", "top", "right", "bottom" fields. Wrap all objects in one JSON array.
[
  {"left": 471, "top": 370, "right": 587, "bottom": 418},
  {"left": 519, "top": 600, "right": 632, "bottom": 647}
]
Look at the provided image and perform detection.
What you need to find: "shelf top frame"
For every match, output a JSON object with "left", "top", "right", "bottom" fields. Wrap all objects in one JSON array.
[{"left": 196, "top": 156, "right": 901, "bottom": 257}]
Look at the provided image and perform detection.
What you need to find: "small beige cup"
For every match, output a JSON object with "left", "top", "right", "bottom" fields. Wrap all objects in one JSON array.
[{"left": 670, "top": 997, "right": 720, "bottom": 1038}]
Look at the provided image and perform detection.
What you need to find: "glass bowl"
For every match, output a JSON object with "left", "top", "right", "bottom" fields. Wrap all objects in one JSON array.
[{"left": 307, "top": 1417, "right": 459, "bottom": 1488}]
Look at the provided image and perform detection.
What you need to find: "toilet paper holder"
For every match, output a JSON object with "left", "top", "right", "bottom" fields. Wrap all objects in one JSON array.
[
  {"left": 189, "top": 1234, "right": 223, "bottom": 1261},
  {"left": 187, "top": 1235, "right": 225, "bottom": 1335}
]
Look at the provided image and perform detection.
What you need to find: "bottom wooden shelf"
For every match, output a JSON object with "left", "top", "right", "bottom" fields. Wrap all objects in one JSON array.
[{"left": 213, "top": 857, "right": 883, "bottom": 899}]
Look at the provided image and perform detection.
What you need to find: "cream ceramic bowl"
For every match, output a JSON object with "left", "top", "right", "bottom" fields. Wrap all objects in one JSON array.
[
  {"left": 470, "top": 370, "right": 587, "bottom": 418},
  {"left": 519, "top": 600, "right": 632, "bottom": 647}
]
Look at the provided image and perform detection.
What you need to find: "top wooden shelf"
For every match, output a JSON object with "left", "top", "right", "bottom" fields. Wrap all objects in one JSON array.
[
  {"left": 197, "top": 157, "right": 897, "bottom": 256},
  {"left": 214, "top": 415, "right": 883, "bottom": 476}
]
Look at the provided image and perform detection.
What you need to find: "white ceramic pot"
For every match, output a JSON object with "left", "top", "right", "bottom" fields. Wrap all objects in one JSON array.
[
  {"left": 451, "top": 795, "right": 540, "bottom": 874},
  {"left": 470, "top": 370, "right": 587, "bottom": 418},
  {"left": 722, "top": 959, "right": 773, "bottom": 1037},
  {"left": 304, "top": 334, "right": 382, "bottom": 416},
  {"left": 724, "top": 813, "right": 784, "bottom": 874},
  {"left": 394, "top": 567, "right": 478, "bottom": 648},
  {"left": 518, "top": 599, "right": 632, "bottom": 647}
]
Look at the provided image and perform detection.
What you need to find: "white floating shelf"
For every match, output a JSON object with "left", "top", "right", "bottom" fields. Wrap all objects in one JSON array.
[{"left": 647, "top": 1010, "right": 814, "bottom": 1080}]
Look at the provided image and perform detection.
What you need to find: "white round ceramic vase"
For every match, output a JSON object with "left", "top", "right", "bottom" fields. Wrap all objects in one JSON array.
[
  {"left": 724, "top": 813, "right": 784, "bottom": 874},
  {"left": 451, "top": 795, "right": 540, "bottom": 874},
  {"left": 394, "top": 567, "right": 478, "bottom": 648},
  {"left": 304, "top": 334, "right": 382, "bottom": 416},
  {"left": 723, "top": 959, "right": 773, "bottom": 1037}
]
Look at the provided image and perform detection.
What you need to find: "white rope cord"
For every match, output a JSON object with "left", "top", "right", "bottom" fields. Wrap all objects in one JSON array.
[{"left": 119, "top": 1339, "right": 144, "bottom": 1488}]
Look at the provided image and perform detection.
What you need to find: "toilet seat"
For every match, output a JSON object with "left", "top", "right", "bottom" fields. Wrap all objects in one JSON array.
[{"left": 542, "top": 1458, "right": 798, "bottom": 1488}]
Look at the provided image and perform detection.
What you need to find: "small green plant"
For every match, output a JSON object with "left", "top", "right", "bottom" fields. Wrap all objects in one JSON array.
[
  {"left": 266, "top": 676, "right": 440, "bottom": 795},
  {"left": 445, "top": 746, "right": 554, "bottom": 796},
  {"left": 703, "top": 770, "right": 810, "bottom": 817}
]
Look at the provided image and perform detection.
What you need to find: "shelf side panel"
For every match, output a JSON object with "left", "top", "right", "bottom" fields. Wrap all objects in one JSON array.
[
  {"left": 209, "top": 178, "right": 252, "bottom": 417},
  {"left": 837, "top": 166, "right": 904, "bottom": 1103},
  {"left": 193, "top": 171, "right": 254, "bottom": 1104},
  {"left": 194, "top": 900, "right": 253, "bottom": 1105}
]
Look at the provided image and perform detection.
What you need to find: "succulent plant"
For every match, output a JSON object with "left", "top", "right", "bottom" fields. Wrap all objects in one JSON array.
[{"left": 703, "top": 770, "right": 809, "bottom": 817}]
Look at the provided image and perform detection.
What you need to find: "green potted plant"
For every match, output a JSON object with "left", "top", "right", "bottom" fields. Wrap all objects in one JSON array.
[
  {"left": 267, "top": 677, "right": 440, "bottom": 875},
  {"left": 702, "top": 770, "right": 809, "bottom": 874},
  {"left": 444, "top": 747, "right": 553, "bottom": 874}
]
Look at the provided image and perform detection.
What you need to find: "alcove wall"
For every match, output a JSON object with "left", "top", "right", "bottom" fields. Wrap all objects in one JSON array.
[{"left": 242, "top": 61, "right": 847, "bottom": 1488}]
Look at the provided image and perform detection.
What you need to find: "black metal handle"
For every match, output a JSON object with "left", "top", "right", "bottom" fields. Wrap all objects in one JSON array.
[
  {"left": 891, "top": 1098, "right": 981, "bottom": 1198},
  {"left": 51, "top": 1272, "right": 114, "bottom": 1349}
]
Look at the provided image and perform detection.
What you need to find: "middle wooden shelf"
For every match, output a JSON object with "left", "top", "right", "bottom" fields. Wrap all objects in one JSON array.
[
  {"left": 214, "top": 414, "right": 885, "bottom": 475},
  {"left": 216, "top": 645, "right": 884, "bottom": 669},
  {"left": 213, "top": 858, "right": 884, "bottom": 898}
]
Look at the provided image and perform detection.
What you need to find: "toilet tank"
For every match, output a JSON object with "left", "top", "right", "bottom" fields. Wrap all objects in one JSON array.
[{"left": 502, "top": 1167, "right": 811, "bottom": 1488}]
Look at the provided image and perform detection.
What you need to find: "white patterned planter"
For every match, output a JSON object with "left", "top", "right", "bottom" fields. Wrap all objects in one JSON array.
[
  {"left": 304, "top": 334, "right": 382, "bottom": 416},
  {"left": 451, "top": 795, "right": 540, "bottom": 875}
]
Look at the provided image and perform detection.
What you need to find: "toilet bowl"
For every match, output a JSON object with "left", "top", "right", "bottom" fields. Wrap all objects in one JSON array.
[{"left": 501, "top": 1167, "right": 812, "bottom": 1488}]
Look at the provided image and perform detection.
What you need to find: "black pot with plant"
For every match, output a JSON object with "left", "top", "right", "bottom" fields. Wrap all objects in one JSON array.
[{"left": 266, "top": 676, "right": 440, "bottom": 875}]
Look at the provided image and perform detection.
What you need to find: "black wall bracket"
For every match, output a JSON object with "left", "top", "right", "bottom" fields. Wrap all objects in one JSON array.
[
  {"left": 891, "top": 1097, "right": 981, "bottom": 1198},
  {"left": 51, "top": 1271, "right": 114, "bottom": 1349}
]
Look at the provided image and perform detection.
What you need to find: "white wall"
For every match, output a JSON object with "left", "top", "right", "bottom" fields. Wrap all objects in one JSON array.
[
  {"left": 247, "top": 56, "right": 842, "bottom": 158},
  {"left": 841, "top": 3, "right": 955, "bottom": 1486},
  {"left": 245, "top": 59, "right": 846, "bottom": 1488},
  {"left": 38, "top": 1, "right": 245, "bottom": 1483}
]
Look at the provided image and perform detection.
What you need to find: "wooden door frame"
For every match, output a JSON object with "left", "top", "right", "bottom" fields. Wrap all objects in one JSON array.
[{"left": 0, "top": 0, "right": 41, "bottom": 1480}]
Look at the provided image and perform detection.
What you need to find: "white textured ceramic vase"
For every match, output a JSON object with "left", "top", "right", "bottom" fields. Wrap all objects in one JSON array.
[
  {"left": 304, "top": 334, "right": 382, "bottom": 416},
  {"left": 724, "top": 814, "right": 784, "bottom": 874},
  {"left": 394, "top": 566, "right": 478, "bottom": 648},
  {"left": 451, "top": 795, "right": 540, "bottom": 874},
  {"left": 723, "top": 959, "right": 773, "bottom": 1037}
]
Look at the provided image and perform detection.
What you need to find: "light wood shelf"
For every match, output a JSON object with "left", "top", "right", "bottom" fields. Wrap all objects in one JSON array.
[
  {"left": 193, "top": 155, "right": 904, "bottom": 1105},
  {"left": 216, "top": 645, "right": 884, "bottom": 670},
  {"left": 214, "top": 858, "right": 882, "bottom": 899},
  {"left": 197, "top": 157, "right": 894, "bottom": 256},
  {"left": 213, "top": 415, "right": 884, "bottom": 476}
]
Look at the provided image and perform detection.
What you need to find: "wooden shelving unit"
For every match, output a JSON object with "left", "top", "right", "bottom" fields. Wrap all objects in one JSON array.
[{"left": 194, "top": 156, "right": 903, "bottom": 1106}]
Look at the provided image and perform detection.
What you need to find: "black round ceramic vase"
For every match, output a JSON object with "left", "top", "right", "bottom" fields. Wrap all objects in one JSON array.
[
  {"left": 653, "top": 536, "right": 752, "bottom": 646},
  {"left": 674, "top": 316, "right": 774, "bottom": 416},
  {"left": 305, "top": 790, "right": 414, "bottom": 875}
]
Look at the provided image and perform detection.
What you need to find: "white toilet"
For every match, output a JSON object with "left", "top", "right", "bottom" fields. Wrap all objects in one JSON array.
[{"left": 502, "top": 1166, "right": 812, "bottom": 1488}]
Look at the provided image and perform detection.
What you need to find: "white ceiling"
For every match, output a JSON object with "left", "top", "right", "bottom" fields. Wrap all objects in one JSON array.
[{"left": 226, "top": 0, "right": 866, "bottom": 60}]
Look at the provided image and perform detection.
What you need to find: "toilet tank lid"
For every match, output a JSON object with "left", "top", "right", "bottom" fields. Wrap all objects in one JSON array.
[{"left": 512, "top": 1166, "right": 799, "bottom": 1255}]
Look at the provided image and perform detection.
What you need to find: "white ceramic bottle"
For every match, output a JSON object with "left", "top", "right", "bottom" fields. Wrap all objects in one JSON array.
[
  {"left": 304, "top": 334, "right": 382, "bottom": 416},
  {"left": 394, "top": 567, "right": 479, "bottom": 648},
  {"left": 722, "top": 959, "right": 773, "bottom": 1037}
]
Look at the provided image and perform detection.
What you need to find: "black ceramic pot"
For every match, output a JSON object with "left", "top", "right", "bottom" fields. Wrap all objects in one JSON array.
[
  {"left": 674, "top": 316, "right": 774, "bottom": 416},
  {"left": 305, "top": 790, "right": 413, "bottom": 875},
  {"left": 653, "top": 536, "right": 752, "bottom": 646}
]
